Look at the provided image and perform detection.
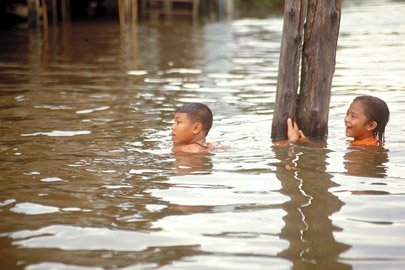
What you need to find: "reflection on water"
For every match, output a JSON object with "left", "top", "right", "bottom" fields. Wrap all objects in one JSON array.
[
  {"left": 1, "top": 0, "right": 405, "bottom": 269},
  {"left": 344, "top": 146, "right": 389, "bottom": 178},
  {"left": 273, "top": 145, "right": 351, "bottom": 269},
  {"left": 172, "top": 152, "right": 214, "bottom": 175}
]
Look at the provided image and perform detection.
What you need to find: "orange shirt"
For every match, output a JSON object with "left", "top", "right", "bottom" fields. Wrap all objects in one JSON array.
[{"left": 350, "top": 136, "right": 379, "bottom": 146}]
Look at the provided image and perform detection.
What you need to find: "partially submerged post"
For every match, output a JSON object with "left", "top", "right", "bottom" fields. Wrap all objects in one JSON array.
[
  {"left": 296, "top": 0, "right": 342, "bottom": 139},
  {"left": 118, "top": 0, "right": 128, "bottom": 25},
  {"left": 41, "top": 0, "right": 48, "bottom": 31},
  {"left": 271, "top": 0, "right": 307, "bottom": 141},
  {"left": 29, "top": 0, "right": 70, "bottom": 28},
  {"left": 118, "top": 0, "right": 138, "bottom": 26},
  {"left": 218, "top": 0, "right": 234, "bottom": 19},
  {"left": 271, "top": 0, "right": 342, "bottom": 141},
  {"left": 27, "top": 0, "right": 41, "bottom": 26},
  {"left": 61, "top": 0, "right": 70, "bottom": 23},
  {"left": 51, "top": 0, "right": 57, "bottom": 25}
]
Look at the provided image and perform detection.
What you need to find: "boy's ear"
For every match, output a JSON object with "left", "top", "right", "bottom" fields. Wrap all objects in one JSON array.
[
  {"left": 367, "top": 121, "right": 378, "bottom": 131},
  {"left": 193, "top": 122, "right": 203, "bottom": 134}
]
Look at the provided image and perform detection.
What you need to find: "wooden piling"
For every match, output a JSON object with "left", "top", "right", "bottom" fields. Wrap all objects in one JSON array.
[
  {"left": 224, "top": 0, "right": 233, "bottom": 16},
  {"left": 271, "top": 0, "right": 341, "bottom": 141},
  {"left": 118, "top": 0, "right": 126, "bottom": 25},
  {"left": 296, "top": 0, "right": 342, "bottom": 139},
  {"left": 41, "top": 0, "right": 48, "bottom": 31},
  {"left": 119, "top": 0, "right": 138, "bottom": 26},
  {"left": 27, "top": 0, "right": 41, "bottom": 26},
  {"left": 52, "top": 0, "right": 57, "bottom": 25},
  {"left": 140, "top": 0, "right": 201, "bottom": 21},
  {"left": 193, "top": 0, "right": 200, "bottom": 19},
  {"left": 271, "top": 0, "right": 307, "bottom": 141},
  {"left": 163, "top": 0, "right": 172, "bottom": 15},
  {"left": 61, "top": 0, "right": 70, "bottom": 23},
  {"left": 131, "top": 0, "right": 138, "bottom": 24}
]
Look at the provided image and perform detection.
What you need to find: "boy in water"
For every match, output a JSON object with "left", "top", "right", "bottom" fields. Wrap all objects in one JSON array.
[{"left": 171, "top": 103, "right": 216, "bottom": 153}]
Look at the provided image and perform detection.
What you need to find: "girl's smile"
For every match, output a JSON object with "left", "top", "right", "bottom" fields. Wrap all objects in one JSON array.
[{"left": 344, "top": 101, "right": 376, "bottom": 140}]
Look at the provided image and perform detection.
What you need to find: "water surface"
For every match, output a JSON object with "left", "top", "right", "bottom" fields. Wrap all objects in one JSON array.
[{"left": 1, "top": 0, "right": 405, "bottom": 269}]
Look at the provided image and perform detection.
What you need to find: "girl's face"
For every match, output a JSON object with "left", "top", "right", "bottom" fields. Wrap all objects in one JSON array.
[
  {"left": 171, "top": 112, "right": 195, "bottom": 145},
  {"left": 344, "top": 101, "right": 376, "bottom": 140}
]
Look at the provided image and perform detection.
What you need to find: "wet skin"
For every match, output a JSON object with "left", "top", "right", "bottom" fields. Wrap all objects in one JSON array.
[{"left": 344, "top": 101, "right": 377, "bottom": 140}]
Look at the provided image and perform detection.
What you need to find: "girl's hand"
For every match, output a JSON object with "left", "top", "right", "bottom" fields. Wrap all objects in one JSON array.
[
  {"left": 287, "top": 118, "right": 307, "bottom": 142},
  {"left": 287, "top": 118, "right": 300, "bottom": 142},
  {"left": 298, "top": 129, "right": 306, "bottom": 140}
]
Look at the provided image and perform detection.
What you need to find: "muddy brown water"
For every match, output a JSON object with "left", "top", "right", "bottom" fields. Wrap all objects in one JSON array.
[{"left": 1, "top": 0, "right": 404, "bottom": 269}]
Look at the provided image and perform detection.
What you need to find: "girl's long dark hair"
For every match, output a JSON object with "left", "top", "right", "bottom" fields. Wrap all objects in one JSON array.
[{"left": 354, "top": 96, "right": 390, "bottom": 142}]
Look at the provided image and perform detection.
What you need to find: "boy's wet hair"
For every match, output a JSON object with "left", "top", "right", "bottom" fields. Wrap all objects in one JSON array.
[
  {"left": 176, "top": 103, "right": 213, "bottom": 135},
  {"left": 354, "top": 95, "right": 390, "bottom": 142}
]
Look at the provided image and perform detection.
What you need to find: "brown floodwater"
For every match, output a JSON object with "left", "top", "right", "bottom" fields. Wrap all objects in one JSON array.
[{"left": 1, "top": 0, "right": 405, "bottom": 269}]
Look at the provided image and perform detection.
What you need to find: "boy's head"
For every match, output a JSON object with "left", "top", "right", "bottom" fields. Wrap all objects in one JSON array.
[
  {"left": 171, "top": 103, "right": 213, "bottom": 145},
  {"left": 176, "top": 103, "right": 213, "bottom": 135}
]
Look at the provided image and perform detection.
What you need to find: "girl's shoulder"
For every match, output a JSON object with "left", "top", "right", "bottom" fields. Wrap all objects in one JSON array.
[{"left": 350, "top": 136, "right": 379, "bottom": 146}]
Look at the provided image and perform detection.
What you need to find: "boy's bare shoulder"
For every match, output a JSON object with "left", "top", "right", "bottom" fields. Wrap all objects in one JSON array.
[
  {"left": 172, "top": 142, "right": 220, "bottom": 153},
  {"left": 172, "top": 144, "right": 200, "bottom": 153}
]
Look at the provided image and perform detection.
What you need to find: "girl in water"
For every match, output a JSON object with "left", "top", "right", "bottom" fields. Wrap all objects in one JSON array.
[{"left": 287, "top": 95, "right": 390, "bottom": 146}]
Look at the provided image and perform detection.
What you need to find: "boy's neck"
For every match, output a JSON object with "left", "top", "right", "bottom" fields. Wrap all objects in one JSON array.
[{"left": 189, "top": 136, "right": 207, "bottom": 146}]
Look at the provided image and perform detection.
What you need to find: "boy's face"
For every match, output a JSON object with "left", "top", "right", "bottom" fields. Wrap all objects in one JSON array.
[{"left": 171, "top": 112, "right": 196, "bottom": 145}]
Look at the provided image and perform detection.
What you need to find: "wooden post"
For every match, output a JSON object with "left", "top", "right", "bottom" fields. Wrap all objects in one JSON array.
[
  {"left": 271, "top": 0, "right": 307, "bottom": 141},
  {"left": 164, "top": 0, "right": 172, "bottom": 16},
  {"left": 118, "top": 0, "right": 127, "bottom": 25},
  {"left": 296, "top": 0, "right": 342, "bottom": 139},
  {"left": 41, "top": 0, "right": 48, "bottom": 31},
  {"left": 193, "top": 0, "right": 200, "bottom": 20},
  {"left": 27, "top": 0, "right": 41, "bottom": 26},
  {"left": 223, "top": 0, "right": 233, "bottom": 16},
  {"left": 271, "top": 0, "right": 341, "bottom": 141},
  {"left": 52, "top": 0, "right": 57, "bottom": 25},
  {"left": 119, "top": 0, "right": 138, "bottom": 26},
  {"left": 121, "top": 0, "right": 125, "bottom": 25},
  {"left": 61, "top": 0, "right": 71, "bottom": 23},
  {"left": 131, "top": 0, "right": 138, "bottom": 24}
]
